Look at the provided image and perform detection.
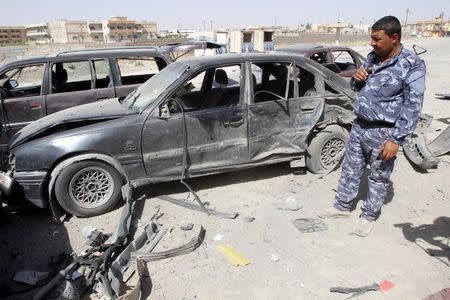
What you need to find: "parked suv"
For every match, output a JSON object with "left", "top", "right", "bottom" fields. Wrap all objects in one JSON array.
[{"left": 0, "top": 47, "right": 174, "bottom": 153}]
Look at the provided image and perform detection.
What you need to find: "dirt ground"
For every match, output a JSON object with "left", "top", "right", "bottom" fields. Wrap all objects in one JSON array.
[{"left": 1, "top": 38, "right": 449, "bottom": 300}]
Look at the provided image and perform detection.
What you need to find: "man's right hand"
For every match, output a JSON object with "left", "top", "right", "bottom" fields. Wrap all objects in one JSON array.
[{"left": 353, "top": 69, "right": 369, "bottom": 83}]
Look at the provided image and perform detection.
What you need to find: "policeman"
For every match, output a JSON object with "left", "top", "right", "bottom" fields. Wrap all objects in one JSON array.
[{"left": 319, "top": 16, "right": 426, "bottom": 237}]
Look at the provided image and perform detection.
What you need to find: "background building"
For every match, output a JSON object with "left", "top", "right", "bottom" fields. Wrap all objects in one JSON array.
[
  {"left": 0, "top": 26, "right": 27, "bottom": 45},
  {"left": 26, "top": 23, "right": 50, "bottom": 44}
]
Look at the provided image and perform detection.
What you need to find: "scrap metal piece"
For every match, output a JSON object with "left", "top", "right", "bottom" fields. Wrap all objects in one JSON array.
[
  {"left": 435, "top": 93, "right": 450, "bottom": 100},
  {"left": 293, "top": 218, "right": 328, "bottom": 233},
  {"left": 132, "top": 226, "right": 206, "bottom": 262},
  {"left": 403, "top": 134, "right": 440, "bottom": 169},
  {"left": 330, "top": 283, "right": 380, "bottom": 294},
  {"left": 330, "top": 283, "right": 380, "bottom": 299},
  {"left": 428, "top": 126, "right": 450, "bottom": 156},
  {"left": 156, "top": 195, "right": 238, "bottom": 219}
]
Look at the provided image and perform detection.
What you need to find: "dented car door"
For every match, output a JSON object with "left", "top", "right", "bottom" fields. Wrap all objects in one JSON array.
[
  {"left": 248, "top": 61, "right": 324, "bottom": 161},
  {"left": 142, "top": 64, "right": 249, "bottom": 180}
]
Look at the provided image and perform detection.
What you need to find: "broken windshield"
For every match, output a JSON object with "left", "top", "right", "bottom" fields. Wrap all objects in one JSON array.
[{"left": 128, "top": 61, "right": 189, "bottom": 109}]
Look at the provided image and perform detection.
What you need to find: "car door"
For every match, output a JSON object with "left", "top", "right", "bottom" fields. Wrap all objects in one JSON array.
[
  {"left": 0, "top": 63, "right": 47, "bottom": 149},
  {"left": 248, "top": 61, "right": 324, "bottom": 161},
  {"left": 141, "top": 63, "right": 249, "bottom": 179}
]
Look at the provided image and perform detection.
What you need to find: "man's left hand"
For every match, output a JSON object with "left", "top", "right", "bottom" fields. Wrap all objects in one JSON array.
[{"left": 380, "top": 140, "right": 399, "bottom": 161}]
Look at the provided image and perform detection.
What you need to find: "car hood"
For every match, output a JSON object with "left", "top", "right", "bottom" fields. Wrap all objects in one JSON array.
[{"left": 9, "top": 98, "right": 138, "bottom": 148}]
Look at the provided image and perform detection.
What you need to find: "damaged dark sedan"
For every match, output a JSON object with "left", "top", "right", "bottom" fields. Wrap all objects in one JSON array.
[{"left": 1, "top": 53, "right": 355, "bottom": 217}]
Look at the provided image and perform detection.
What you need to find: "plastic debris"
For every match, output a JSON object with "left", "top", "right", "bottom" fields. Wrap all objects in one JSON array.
[
  {"left": 270, "top": 254, "right": 280, "bottom": 262},
  {"left": 213, "top": 234, "right": 224, "bottom": 241},
  {"left": 216, "top": 245, "right": 250, "bottom": 267},
  {"left": 379, "top": 279, "right": 395, "bottom": 292},
  {"left": 293, "top": 218, "right": 328, "bottom": 233}
]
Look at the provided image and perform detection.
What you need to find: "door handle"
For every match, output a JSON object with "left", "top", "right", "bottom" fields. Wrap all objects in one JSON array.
[
  {"left": 226, "top": 118, "right": 244, "bottom": 127},
  {"left": 29, "top": 103, "right": 41, "bottom": 109}
]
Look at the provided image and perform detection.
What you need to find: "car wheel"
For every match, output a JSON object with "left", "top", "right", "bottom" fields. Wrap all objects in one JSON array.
[
  {"left": 55, "top": 160, "right": 123, "bottom": 217},
  {"left": 306, "top": 125, "right": 349, "bottom": 174}
]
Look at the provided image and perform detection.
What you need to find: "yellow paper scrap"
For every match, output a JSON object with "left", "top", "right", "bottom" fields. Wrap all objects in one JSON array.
[{"left": 216, "top": 244, "right": 250, "bottom": 267}]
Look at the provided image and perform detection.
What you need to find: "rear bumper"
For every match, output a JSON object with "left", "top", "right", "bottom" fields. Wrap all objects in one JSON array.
[{"left": 3, "top": 171, "right": 48, "bottom": 208}]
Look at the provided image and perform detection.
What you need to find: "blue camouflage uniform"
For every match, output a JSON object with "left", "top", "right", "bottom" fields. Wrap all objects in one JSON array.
[{"left": 334, "top": 46, "right": 426, "bottom": 221}]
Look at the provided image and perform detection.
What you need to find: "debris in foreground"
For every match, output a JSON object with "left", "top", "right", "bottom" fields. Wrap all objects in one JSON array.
[
  {"left": 293, "top": 218, "right": 328, "bottom": 233},
  {"left": 216, "top": 245, "right": 250, "bottom": 267},
  {"left": 403, "top": 114, "right": 450, "bottom": 170}
]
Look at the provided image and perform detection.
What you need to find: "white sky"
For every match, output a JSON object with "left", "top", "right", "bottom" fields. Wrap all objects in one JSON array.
[{"left": 1, "top": 0, "right": 449, "bottom": 29}]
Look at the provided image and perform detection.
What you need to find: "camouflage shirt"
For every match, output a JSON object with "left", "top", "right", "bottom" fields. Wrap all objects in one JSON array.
[{"left": 350, "top": 46, "right": 426, "bottom": 144}]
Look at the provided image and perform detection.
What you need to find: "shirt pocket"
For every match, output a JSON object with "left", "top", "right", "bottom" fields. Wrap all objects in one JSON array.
[{"left": 374, "top": 74, "right": 401, "bottom": 99}]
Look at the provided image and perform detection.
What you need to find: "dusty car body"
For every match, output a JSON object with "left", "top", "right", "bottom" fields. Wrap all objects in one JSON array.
[
  {"left": 2, "top": 53, "right": 355, "bottom": 217},
  {"left": 274, "top": 44, "right": 366, "bottom": 78},
  {"left": 0, "top": 42, "right": 223, "bottom": 155}
]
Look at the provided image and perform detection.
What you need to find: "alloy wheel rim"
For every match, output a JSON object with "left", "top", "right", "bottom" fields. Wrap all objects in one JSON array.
[
  {"left": 320, "top": 138, "right": 346, "bottom": 169},
  {"left": 69, "top": 167, "right": 114, "bottom": 208}
]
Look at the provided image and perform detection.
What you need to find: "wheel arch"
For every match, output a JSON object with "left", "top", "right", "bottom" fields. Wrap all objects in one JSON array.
[{"left": 46, "top": 153, "right": 128, "bottom": 218}]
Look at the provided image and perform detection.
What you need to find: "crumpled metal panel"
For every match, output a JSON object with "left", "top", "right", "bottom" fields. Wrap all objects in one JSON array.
[{"left": 248, "top": 97, "right": 324, "bottom": 161}]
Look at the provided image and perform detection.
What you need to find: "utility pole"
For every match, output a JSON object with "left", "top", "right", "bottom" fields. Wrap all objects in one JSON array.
[
  {"left": 404, "top": 8, "right": 410, "bottom": 26},
  {"left": 210, "top": 20, "right": 213, "bottom": 31}
]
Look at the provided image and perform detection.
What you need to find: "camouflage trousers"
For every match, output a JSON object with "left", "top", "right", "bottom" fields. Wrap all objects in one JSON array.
[{"left": 334, "top": 121, "right": 396, "bottom": 221}]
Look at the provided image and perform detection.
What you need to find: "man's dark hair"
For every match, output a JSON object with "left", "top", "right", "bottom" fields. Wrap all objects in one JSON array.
[{"left": 372, "top": 16, "right": 402, "bottom": 40}]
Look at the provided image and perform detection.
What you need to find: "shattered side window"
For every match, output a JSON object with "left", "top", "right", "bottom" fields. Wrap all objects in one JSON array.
[
  {"left": 297, "top": 66, "right": 318, "bottom": 97},
  {"left": 117, "top": 57, "right": 160, "bottom": 85},
  {"left": 252, "top": 62, "right": 294, "bottom": 103},
  {"left": 171, "top": 64, "right": 242, "bottom": 112},
  {"left": 332, "top": 50, "right": 357, "bottom": 71},
  {"left": 51, "top": 61, "right": 92, "bottom": 94},
  {"left": 1, "top": 64, "right": 45, "bottom": 99}
]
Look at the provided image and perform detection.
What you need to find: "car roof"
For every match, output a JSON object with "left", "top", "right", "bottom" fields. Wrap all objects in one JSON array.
[
  {"left": 178, "top": 52, "right": 309, "bottom": 68},
  {"left": 275, "top": 43, "right": 356, "bottom": 53},
  {"left": 0, "top": 47, "right": 169, "bottom": 69}
]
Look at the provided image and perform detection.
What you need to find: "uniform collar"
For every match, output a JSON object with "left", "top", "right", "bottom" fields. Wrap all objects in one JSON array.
[{"left": 369, "top": 44, "right": 404, "bottom": 73}]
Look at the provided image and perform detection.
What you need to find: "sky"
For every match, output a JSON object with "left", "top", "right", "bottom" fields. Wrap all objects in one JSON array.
[{"left": 1, "top": 0, "right": 449, "bottom": 30}]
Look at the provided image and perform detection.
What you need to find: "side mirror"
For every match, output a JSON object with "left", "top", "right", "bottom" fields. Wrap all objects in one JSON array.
[
  {"left": 159, "top": 102, "right": 171, "bottom": 119},
  {"left": 9, "top": 79, "right": 18, "bottom": 89}
]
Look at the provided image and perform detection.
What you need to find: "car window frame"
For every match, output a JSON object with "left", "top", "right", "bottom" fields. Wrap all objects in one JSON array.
[
  {"left": 0, "top": 62, "right": 47, "bottom": 98},
  {"left": 167, "top": 62, "right": 246, "bottom": 113},
  {"left": 247, "top": 59, "right": 297, "bottom": 105},
  {"left": 49, "top": 58, "right": 96, "bottom": 94}
]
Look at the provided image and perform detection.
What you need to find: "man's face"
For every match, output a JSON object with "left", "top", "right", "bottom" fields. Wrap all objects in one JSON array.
[{"left": 370, "top": 30, "right": 398, "bottom": 58}]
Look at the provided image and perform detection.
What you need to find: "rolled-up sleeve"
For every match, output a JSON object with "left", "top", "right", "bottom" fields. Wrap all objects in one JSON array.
[{"left": 390, "top": 62, "right": 426, "bottom": 144}]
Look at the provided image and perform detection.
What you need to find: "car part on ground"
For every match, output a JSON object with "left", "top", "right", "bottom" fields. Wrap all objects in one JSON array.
[
  {"left": 435, "top": 93, "right": 450, "bottom": 100},
  {"left": 402, "top": 114, "right": 450, "bottom": 170},
  {"left": 27, "top": 184, "right": 206, "bottom": 299}
]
